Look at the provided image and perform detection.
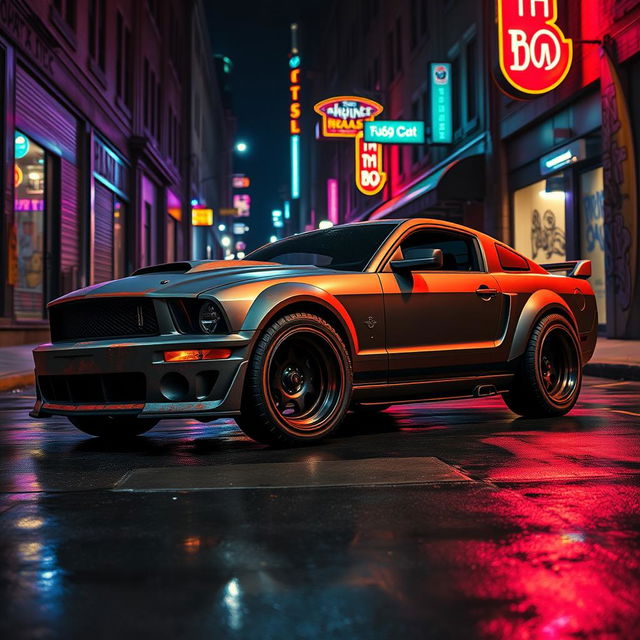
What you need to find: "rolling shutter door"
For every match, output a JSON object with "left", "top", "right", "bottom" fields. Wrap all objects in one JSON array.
[
  {"left": 93, "top": 184, "right": 113, "bottom": 284},
  {"left": 16, "top": 66, "right": 79, "bottom": 293},
  {"left": 15, "top": 68, "right": 77, "bottom": 162},
  {"left": 60, "top": 160, "right": 79, "bottom": 293}
]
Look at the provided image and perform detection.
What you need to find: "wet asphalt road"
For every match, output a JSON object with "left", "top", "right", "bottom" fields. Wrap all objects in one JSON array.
[{"left": 1, "top": 377, "right": 639, "bottom": 639}]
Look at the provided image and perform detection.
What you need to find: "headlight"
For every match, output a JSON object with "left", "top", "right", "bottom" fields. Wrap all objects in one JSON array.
[{"left": 198, "top": 302, "right": 221, "bottom": 334}]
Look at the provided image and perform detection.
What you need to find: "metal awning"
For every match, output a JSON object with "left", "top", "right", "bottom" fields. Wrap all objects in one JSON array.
[{"left": 367, "top": 136, "right": 486, "bottom": 220}]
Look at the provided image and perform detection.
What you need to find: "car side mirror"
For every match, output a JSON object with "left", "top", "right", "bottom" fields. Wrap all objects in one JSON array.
[{"left": 390, "top": 248, "right": 444, "bottom": 272}]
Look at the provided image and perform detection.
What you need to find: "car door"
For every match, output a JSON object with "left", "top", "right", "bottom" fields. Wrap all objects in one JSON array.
[{"left": 378, "top": 226, "right": 504, "bottom": 382}]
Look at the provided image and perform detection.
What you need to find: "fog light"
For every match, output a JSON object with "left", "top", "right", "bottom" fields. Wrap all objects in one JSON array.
[{"left": 164, "top": 349, "right": 231, "bottom": 362}]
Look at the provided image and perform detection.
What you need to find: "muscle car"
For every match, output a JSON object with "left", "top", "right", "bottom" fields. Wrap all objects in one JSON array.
[{"left": 31, "top": 219, "right": 598, "bottom": 445}]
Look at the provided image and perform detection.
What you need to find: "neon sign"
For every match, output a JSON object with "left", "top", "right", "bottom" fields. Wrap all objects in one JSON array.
[
  {"left": 355, "top": 133, "right": 386, "bottom": 196},
  {"left": 364, "top": 120, "right": 425, "bottom": 144},
  {"left": 314, "top": 96, "right": 384, "bottom": 138},
  {"left": 289, "top": 24, "right": 301, "bottom": 200},
  {"left": 430, "top": 63, "right": 452, "bottom": 143},
  {"left": 327, "top": 179, "right": 338, "bottom": 224},
  {"left": 191, "top": 206, "right": 213, "bottom": 226},
  {"left": 15, "top": 132, "right": 29, "bottom": 159},
  {"left": 233, "top": 194, "right": 251, "bottom": 217},
  {"left": 497, "top": 0, "right": 573, "bottom": 97},
  {"left": 314, "top": 96, "right": 387, "bottom": 196}
]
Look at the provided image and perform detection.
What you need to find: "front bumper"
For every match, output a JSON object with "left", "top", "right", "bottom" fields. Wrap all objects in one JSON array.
[{"left": 30, "top": 332, "right": 254, "bottom": 420}]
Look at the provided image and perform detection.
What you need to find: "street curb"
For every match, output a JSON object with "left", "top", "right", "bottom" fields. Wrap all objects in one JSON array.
[
  {"left": 0, "top": 371, "right": 35, "bottom": 392},
  {"left": 584, "top": 362, "right": 640, "bottom": 381}
]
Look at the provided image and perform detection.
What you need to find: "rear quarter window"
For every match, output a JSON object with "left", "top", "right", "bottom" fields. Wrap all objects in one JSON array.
[{"left": 496, "top": 244, "right": 530, "bottom": 271}]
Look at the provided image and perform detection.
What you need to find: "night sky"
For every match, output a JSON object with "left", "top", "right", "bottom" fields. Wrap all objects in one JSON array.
[{"left": 206, "top": 0, "right": 325, "bottom": 251}]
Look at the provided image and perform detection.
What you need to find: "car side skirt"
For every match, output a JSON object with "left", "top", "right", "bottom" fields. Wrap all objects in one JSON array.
[{"left": 352, "top": 373, "right": 515, "bottom": 404}]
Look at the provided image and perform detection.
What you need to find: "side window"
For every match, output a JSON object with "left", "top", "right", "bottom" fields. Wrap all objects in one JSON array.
[
  {"left": 496, "top": 244, "right": 530, "bottom": 271},
  {"left": 399, "top": 229, "right": 481, "bottom": 271}
]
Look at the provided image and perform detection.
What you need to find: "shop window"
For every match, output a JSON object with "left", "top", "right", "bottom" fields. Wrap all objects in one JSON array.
[
  {"left": 513, "top": 179, "right": 566, "bottom": 263},
  {"left": 579, "top": 167, "right": 606, "bottom": 324},
  {"left": 113, "top": 201, "right": 125, "bottom": 280},
  {"left": 14, "top": 133, "right": 46, "bottom": 321}
]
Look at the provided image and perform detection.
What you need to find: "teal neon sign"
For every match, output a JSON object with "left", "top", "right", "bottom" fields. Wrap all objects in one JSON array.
[
  {"left": 430, "top": 62, "right": 452, "bottom": 144},
  {"left": 364, "top": 121, "right": 425, "bottom": 144}
]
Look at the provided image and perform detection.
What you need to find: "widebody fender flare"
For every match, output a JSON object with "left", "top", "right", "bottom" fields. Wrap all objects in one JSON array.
[
  {"left": 507, "top": 289, "right": 578, "bottom": 361},
  {"left": 241, "top": 282, "right": 359, "bottom": 355}
]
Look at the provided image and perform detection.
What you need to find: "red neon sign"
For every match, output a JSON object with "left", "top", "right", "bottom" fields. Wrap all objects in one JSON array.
[
  {"left": 354, "top": 132, "right": 386, "bottom": 196},
  {"left": 314, "top": 96, "right": 384, "bottom": 138},
  {"left": 497, "top": 0, "right": 573, "bottom": 97}
]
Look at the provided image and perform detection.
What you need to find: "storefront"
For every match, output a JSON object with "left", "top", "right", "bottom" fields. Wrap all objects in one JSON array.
[
  {"left": 507, "top": 91, "right": 607, "bottom": 329},
  {"left": 92, "top": 136, "right": 129, "bottom": 284},
  {"left": 12, "top": 65, "right": 80, "bottom": 323}
]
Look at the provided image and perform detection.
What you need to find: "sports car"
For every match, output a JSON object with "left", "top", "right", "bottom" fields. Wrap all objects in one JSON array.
[{"left": 31, "top": 218, "right": 597, "bottom": 445}]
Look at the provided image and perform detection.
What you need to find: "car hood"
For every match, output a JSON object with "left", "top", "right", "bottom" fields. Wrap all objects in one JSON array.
[{"left": 50, "top": 261, "right": 342, "bottom": 305}]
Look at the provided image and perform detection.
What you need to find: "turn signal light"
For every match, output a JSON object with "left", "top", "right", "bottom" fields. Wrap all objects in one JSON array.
[{"left": 164, "top": 349, "right": 232, "bottom": 362}]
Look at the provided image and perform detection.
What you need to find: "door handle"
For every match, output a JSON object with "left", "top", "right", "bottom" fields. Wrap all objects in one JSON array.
[{"left": 476, "top": 286, "right": 498, "bottom": 298}]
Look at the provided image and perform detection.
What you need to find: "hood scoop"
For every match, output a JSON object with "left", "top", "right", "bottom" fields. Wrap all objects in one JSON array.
[
  {"left": 132, "top": 260, "right": 279, "bottom": 277},
  {"left": 133, "top": 262, "right": 193, "bottom": 275}
]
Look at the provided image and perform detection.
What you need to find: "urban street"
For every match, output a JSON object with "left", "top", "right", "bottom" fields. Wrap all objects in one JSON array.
[
  {"left": 1, "top": 376, "right": 639, "bottom": 639},
  {"left": 2, "top": 1, "right": 640, "bottom": 638}
]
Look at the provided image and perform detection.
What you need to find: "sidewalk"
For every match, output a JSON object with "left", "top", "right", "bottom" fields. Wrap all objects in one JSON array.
[
  {"left": 583, "top": 338, "right": 640, "bottom": 381},
  {"left": 0, "top": 338, "right": 639, "bottom": 392},
  {"left": 0, "top": 343, "right": 36, "bottom": 392}
]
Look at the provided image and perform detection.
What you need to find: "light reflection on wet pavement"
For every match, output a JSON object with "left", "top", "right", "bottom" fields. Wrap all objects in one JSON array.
[{"left": 1, "top": 377, "right": 639, "bottom": 638}]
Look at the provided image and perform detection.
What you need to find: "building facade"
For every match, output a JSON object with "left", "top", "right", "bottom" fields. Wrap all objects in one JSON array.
[
  {"left": 0, "top": 0, "right": 232, "bottom": 346},
  {"left": 306, "top": 0, "right": 640, "bottom": 339},
  {"left": 190, "top": 11, "right": 234, "bottom": 261}
]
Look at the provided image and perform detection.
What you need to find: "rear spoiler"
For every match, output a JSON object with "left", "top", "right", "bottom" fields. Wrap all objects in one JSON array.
[{"left": 541, "top": 260, "right": 591, "bottom": 279}]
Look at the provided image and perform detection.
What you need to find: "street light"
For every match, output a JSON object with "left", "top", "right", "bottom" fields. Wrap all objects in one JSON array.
[{"left": 235, "top": 141, "right": 248, "bottom": 153}]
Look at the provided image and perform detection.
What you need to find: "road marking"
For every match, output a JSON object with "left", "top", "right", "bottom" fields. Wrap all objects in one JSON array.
[
  {"left": 113, "top": 457, "right": 473, "bottom": 492},
  {"left": 609, "top": 409, "right": 640, "bottom": 417}
]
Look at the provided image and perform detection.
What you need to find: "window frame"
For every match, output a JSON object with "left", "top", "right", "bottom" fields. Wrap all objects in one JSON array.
[{"left": 378, "top": 225, "right": 488, "bottom": 274}]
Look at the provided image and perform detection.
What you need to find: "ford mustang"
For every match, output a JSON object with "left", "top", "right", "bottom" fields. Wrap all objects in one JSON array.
[{"left": 31, "top": 219, "right": 597, "bottom": 444}]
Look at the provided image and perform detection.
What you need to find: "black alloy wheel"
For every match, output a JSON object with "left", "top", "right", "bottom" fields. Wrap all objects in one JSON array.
[
  {"left": 237, "top": 312, "right": 352, "bottom": 445},
  {"left": 503, "top": 313, "right": 582, "bottom": 418}
]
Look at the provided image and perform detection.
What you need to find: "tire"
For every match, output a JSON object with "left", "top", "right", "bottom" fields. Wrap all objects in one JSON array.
[
  {"left": 238, "top": 312, "right": 352, "bottom": 446},
  {"left": 503, "top": 313, "right": 582, "bottom": 418},
  {"left": 68, "top": 415, "right": 158, "bottom": 438}
]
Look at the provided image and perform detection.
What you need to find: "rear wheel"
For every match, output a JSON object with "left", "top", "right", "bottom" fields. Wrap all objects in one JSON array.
[
  {"left": 69, "top": 416, "right": 158, "bottom": 438},
  {"left": 503, "top": 313, "right": 582, "bottom": 418},
  {"left": 238, "top": 312, "right": 352, "bottom": 446}
]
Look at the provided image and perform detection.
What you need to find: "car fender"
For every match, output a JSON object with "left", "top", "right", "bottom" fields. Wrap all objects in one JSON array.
[
  {"left": 241, "top": 282, "right": 359, "bottom": 354},
  {"left": 508, "top": 289, "right": 578, "bottom": 361}
]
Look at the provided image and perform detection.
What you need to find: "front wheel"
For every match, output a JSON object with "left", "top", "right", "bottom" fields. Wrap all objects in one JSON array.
[
  {"left": 69, "top": 416, "right": 158, "bottom": 438},
  {"left": 238, "top": 312, "right": 352, "bottom": 446},
  {"left": 503, "top": 313, "right": 582, "bottom": 418}
]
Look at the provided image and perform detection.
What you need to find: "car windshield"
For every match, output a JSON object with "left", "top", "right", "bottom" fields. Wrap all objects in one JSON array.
[{"left": 246, "top": 223, "right": 398, "bottom": 272}]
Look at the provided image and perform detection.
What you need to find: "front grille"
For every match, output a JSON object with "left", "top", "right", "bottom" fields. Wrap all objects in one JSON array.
[
  {"left": 49, "top": 298, "right": 159, "bottom": 342},
  {"left": 38, "top": 373, "right": 146, "bottom": 404}
]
